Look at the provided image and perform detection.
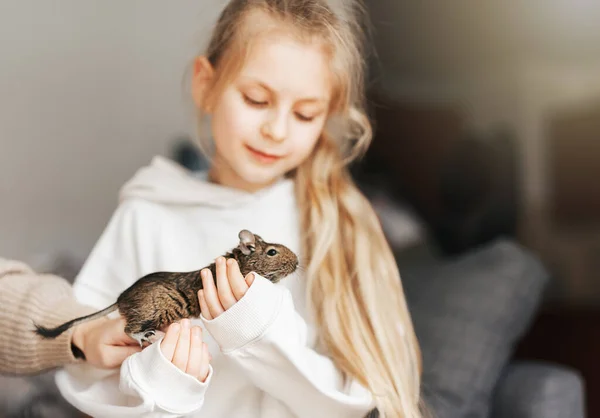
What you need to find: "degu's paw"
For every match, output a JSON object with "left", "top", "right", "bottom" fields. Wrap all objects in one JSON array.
[{"left": 130, "top": 330, "right": 165, "bottom": 347}]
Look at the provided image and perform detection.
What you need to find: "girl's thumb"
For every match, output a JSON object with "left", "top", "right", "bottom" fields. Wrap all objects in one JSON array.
[{"left": 117, "top": 345, "right": 143, "bottom": 360}]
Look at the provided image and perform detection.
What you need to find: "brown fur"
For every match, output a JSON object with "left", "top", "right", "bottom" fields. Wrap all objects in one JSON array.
[{"left": 34, "top": 230, "right": 298, "bottom": 345}]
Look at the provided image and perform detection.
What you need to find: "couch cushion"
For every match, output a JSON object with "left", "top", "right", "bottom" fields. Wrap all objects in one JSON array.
[
  {"left": 398, "top": 239, "right": 549, "bottom": 418},
  {"left": 491, "top": 360, "right": 585, "bottom": 418}
]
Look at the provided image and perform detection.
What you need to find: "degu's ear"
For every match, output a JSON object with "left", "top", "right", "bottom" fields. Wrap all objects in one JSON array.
[
  {"left": 191, "top": 56, "right": 215, "bottom": 113},
  {"left": 238, "top": 229, "right": 256, "bottom": 255}
]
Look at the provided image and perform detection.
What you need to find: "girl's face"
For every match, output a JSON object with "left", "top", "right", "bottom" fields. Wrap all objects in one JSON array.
[{"left": 193, "top": 35, "right": 333, "bottom": 192}]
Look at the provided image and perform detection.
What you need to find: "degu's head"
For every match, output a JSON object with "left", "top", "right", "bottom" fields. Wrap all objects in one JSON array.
[{"left": 235, "top": 229, "right": 298, "bottom": 282}]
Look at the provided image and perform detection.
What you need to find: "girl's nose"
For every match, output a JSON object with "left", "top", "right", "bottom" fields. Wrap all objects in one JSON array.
[{"left": 261, "top": 110, "right": 287, "bottom": 142}]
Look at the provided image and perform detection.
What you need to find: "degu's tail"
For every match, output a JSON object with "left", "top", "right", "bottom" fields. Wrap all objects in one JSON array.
[{"left": 33, "top": 303, "right": 119, "bottom": 339}]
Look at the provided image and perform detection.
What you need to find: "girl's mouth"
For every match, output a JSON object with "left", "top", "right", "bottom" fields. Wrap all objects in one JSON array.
[{"left": 245, "top": 145, "right": 283, "bottom": 164}]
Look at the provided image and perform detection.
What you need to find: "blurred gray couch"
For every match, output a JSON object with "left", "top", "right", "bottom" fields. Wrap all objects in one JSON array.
[{"left": 397, "top": 238, "right": 585, "bottom": 418}]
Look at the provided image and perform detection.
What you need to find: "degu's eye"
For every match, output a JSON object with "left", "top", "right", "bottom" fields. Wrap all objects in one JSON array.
[{"left": 267, "top": 249, "right": 278, "bottom": 256}]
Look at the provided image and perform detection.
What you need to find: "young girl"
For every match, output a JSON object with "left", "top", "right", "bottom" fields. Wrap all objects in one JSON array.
[{"left": 55, "top": 0, "right": 423, "bottom": 417}]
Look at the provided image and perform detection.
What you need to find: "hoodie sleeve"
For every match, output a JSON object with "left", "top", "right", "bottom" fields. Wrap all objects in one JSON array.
[
  {"left": 55, "top": 337, "right": 213, "bottom": 418},
  {"left": 201, "top": 274, "right": 375, "bottom": 418},
  {"left": 55, "top": 200, "right": 211, "bottom": 418}
]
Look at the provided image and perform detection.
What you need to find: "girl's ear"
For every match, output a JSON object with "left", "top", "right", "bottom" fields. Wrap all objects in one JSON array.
[{"left": 191, "top": 56, "right": 215, "bottom": 113}]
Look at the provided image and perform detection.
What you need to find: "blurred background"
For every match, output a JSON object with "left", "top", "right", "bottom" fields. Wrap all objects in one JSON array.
[{"left": 1, "top": 1, "right": 599, "bottom": 417}]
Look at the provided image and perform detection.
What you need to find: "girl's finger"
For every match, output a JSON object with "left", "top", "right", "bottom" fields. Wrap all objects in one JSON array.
[
  {"left": 198, "top": 342, "right": 211, "bottom": 382},
  {"left": 201, "top": 269, "right": 225, "bottom": 318},
  {"left": 171, "top": 319, "right": 191, "bottom": 372},
  {"left": 227, "top": 259, "right": 248, "bottom": 301},
  {"left": 198, "top": 289, "right": 212, "bottom": 320},
  {"left": 185, "top": 326, "right": 204, "bottom": 377},
  {"left": 215, "top": 257, "right": 236, "bottom": 309},
  {"left": 160, "top": 322, "right": 181, "bottom": 361},
  {"left": 245, "top": 272, "right": 256, "bottom": 287},
  {"left": 110, "top": 345, "right": 143, "bottom": 368}
]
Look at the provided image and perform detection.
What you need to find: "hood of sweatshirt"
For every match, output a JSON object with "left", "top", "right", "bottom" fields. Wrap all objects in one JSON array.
[{"left": 118, "top": 155, "right": 294, "bottom": 209}]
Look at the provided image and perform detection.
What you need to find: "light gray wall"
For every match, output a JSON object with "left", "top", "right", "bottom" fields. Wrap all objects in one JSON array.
[
  {"left": 366, "top": 0, "right": 600, "bottom": 221},
  {"left": 366, "top": 0, "right": 600, "bottom": 126},
  {"left": 0, "top": 1, "right": 226, "bottom": 265},
  {"left": 367, "top": 0, "right": 600, "bottom": 84}
]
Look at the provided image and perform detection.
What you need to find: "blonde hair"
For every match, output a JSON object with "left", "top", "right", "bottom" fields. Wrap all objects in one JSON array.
[{"left": 194, "top": 1, "right": 423, "bottom": 416}]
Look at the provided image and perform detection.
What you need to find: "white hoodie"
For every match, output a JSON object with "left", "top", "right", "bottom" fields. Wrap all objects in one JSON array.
[{"left": 54, "top": 156, "right": 374, "bottom": 418}]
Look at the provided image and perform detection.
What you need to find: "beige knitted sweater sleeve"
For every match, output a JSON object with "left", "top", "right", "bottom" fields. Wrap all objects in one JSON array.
[{"left": 0, "top": 258, "right": 97, "bottom": 375}]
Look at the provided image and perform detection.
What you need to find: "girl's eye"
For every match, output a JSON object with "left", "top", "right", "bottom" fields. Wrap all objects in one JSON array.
[
  {"left": 243, "top": 95, "right": 268, "bottom": 107},
  {"left": 295, "top": 113, "right": 314, "bottom": 122},
  {"left": 267, "top": 249, "right": 278, "bottom": 256}
]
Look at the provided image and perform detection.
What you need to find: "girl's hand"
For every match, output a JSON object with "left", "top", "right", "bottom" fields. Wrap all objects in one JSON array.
[
  {"left": 71, "top": 317, "right": 142, "bottom": 369},
  {"left": 198, "top": 257, "right": 255, "bottom": 320},
  {"left": 160, "top": 319, "right": 211, "bottom": 382}
]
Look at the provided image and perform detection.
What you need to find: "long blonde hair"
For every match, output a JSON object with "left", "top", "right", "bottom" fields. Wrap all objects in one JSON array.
[{"left": 195, "top": 1, "right": 423, "bottom": 416}]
